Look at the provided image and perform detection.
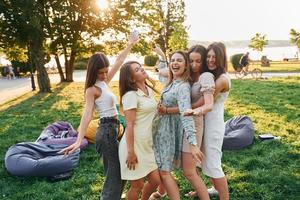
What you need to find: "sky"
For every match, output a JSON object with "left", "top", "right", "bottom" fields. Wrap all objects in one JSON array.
[{"left": 185, "top": 0, "right": 300, "bottom": 41}]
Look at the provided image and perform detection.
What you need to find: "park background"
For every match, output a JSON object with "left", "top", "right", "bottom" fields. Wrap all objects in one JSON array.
[{"left": 0, "top": 0, "right": 299, "bottom": 199}]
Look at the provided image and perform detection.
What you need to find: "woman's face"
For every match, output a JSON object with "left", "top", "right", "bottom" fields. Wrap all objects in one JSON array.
[
  {"left": 189, "top": 52, "right": 202, "bottom": 73},
  {"left": 207, "top": 49, "right": 217, "bottom": 70},
  {"left": 97, "top": 67, "right": 109, "bottom": 81},
  {"left": 130, "top": 63, "right": 148, "bottom": 82},
  {"left": 170, "top": 53, "right": 186, "bottom": 78}
]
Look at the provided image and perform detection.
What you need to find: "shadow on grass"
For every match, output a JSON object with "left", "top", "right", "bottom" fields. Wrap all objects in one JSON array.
[
  {"left": 0, "top": 82, "right": 82, "bottom": 169},
  {"left": 0, "top": 82, "right": 106, "bottom": 199}
]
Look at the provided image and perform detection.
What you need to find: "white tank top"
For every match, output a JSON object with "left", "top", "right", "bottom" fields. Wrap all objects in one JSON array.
[{"left": 94, "top": 81, "right": 118, "bottom": 118}]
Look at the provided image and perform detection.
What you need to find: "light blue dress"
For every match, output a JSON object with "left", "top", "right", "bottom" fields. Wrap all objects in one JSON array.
[{"left": 153, "top": 80, "right": 197, "bottom": 171}]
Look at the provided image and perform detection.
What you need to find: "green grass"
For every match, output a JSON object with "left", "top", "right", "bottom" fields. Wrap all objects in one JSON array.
[
  {"left": 227, "top": 61, "right": 300, "bottom": 72},
  {"left": 0, "top": 77, "right": 299, "bottom": 199}
]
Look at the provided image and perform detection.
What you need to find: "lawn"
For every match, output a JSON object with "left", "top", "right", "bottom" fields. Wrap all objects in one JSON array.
[
  {"left": 0, "top": 77, "right": 299, "bottom": 200},
  {"left": 227, "top": 60, "right": 300, "bottom": 73}
]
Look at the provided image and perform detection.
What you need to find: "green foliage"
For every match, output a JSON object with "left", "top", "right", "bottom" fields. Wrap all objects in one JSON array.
[
  {"left": 249, "top": 33, "right": 268, "bottom": 52},
  {"left": 3, "top": 46, "right": 28, "bottom": 63},
  {"left": 0, "top": 78, "right": 299, "bottom": 199},
  {"left": 290, "top": 28, "right": 300, "bottom": 50},
  {"left": 73, "top": 61, "right": 87, "bottom": 70},
  {"left": 132, "top": 0, "right": 186, "bottom": 55},
  {"left": 230, "top": 53, "right": 244, "bottom": 71},
  {"left": 144, "top": 55, "right": 159, "bottom": 66},
  {"left": 0, "top": 0, "right": 51, "bottom": 92},
  {"left": 168, "top": 23, "right": 188, "bottom": 52},
  {"left": 11, "top": 61, "right": 32, "bottom": 74}
]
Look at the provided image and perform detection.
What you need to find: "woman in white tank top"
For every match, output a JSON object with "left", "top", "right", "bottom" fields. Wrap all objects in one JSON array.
[{"left": 59, "top": 33, "right": 139, "bottom": 200}]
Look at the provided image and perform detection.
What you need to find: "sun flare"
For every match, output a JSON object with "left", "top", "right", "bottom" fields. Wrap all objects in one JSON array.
[{"left": 96, "top": 0, "right": 109, "bottom": 9}]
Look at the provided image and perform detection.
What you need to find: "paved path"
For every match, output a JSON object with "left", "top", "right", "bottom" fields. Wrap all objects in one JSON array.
[{"left": 1, "top": 70, "right": 299, "bottom": 105}]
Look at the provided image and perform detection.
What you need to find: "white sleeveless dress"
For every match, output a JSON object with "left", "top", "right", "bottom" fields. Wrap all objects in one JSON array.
[{"left": 201, "top": 73, "right": 231, "bottom": 178}]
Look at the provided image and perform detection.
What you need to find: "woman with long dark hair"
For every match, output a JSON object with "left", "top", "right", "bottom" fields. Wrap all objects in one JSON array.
[
  {"left": 190, "top": 42, "right": 230, "bottom": 200},
  {"left": 59, "top": 33, "right": 139, "bottom": 200},
  {"left": 118, "top": 61, "right": 161, "bottom": 200}
]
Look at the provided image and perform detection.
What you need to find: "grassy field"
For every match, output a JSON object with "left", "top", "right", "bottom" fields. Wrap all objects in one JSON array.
[
  {"left": 0, "top": 77, "right": 299, "bottom": 199},
  {"left": 227, "top": 61, "right": 300, "bottom": 73}
]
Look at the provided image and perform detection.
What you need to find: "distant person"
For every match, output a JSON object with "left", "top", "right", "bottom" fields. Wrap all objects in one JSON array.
[
  {"left": 239, "top": 52, "right": 250, "bottom": 73},
  {"left": 15, "top": 67, "right": 21, "bottom": 79},
  {"left": 8, "top": 66, "right": 15, "bottom": 79}
]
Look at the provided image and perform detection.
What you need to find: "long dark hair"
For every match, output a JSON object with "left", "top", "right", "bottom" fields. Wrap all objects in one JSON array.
[
  {"left": 85, "top": 52, "right": 110, "bottom": 91},
  {"left": 203, "top": 43, "right": 227, "bottom": 80},
  {"left": 188, "top": 45, "right": 207, "bottom": 83},
  {"left": 119, "top": 61, "right": 158, "bottom": 105},
  {"left": 166, "top": 50, "right": 191, "bottom": 87}
]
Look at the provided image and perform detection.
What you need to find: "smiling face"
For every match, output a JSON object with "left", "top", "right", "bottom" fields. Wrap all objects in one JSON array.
[
  {"left": 207, "top": 49, "right": 217, "bottom": 70},
  {"left": 130, "top": 62, "right": 148, "bottom": 83},
  {"left": 189, "top": 52, "right": 202, "bottom": 73},
  {"left": 170, "top": 52, "right": 187, "bottom": 79}
]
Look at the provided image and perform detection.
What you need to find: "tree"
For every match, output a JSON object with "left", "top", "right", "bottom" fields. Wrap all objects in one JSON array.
[
  {"left": 249, "top": 33, "right": 268, "bottom": 52},
  {"left": 168, "top": 23, "right": 188, "bottom": 52},
  {"left": 290, "top": 28, "right": 300, "bottom": 52},
  {"left": 45, "top": 0, "right": 134, "bottom": 82},
  {"left": 129, "top": 0, "right": 187, "bottom": 57},
  {"left": 0, "top": 0, "right": 51, "bottom": 92}
]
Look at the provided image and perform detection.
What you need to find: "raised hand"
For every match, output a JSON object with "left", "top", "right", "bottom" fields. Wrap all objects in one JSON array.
[
  {"left": 153, "top": 45, "right": 166, "bottom": 60},
  {"left": 128, "top": 31, "right": 140, "bottom": 46}
]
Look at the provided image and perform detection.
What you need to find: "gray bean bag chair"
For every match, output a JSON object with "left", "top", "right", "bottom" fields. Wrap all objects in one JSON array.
[
  {"left": 5, "top": 142, "right": 80, "bottom": 177},
  {"left": 222, "top": 116, "right": 254, "bottom": 150},
  {"left": 36, "top": 121, "right": 88, "bottom": 149}
]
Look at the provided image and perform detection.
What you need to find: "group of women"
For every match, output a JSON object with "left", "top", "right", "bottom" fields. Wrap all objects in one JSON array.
[{"left": 60, "top": 32, "right": 230, "bottom": 200}]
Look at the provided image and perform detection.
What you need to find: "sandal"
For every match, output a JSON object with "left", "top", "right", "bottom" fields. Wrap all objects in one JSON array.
[
  {"left": 149, "top": 191, "right": 167, "bottom": 200},
  {"left": 184, "top": 191, "right": 197, "bottom": 198}
]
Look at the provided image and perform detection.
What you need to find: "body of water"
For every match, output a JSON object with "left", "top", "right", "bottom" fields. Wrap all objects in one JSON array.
[
  {"left": 0, "top": 46, "right": 299, "bottom": 67},
  {"left": 226, "top": 46, "right": 299, "bottom": 61}
]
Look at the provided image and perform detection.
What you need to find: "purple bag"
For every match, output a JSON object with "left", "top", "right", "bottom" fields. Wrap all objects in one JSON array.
[{"left": 36, "top": 121, "right": 88, "bottom": 150}]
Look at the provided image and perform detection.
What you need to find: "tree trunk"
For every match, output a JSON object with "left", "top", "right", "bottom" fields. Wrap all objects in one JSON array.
[
  {"left": 54, "top": 54, "right": 65, "bottom": 82},
  {"left": 65, "top": 49, "right": 76, "bottom": 82},
  {"left": 29, "top": 39, "right": 51, "bottom": 93}
]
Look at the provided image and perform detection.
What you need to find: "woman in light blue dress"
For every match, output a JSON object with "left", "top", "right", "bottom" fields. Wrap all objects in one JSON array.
[{"left": 152, "top": 50, "right": 203, "bottom": 200}]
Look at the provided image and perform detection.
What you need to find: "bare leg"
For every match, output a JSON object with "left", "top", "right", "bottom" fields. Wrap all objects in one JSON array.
[
  {"left": 211, "top": 177, "right": 229, "bottom": 200},
  {"left": 182, "top": 152, "right": 209, "bottom": 200},
  {"left": 160, "top": 170, "right": 180, "bottom": 200},
  {"left": 127, "top": 179, "right": 144, "bottom": 200},
  {"left": 141, "top": 169, "right": 161, "bottom": 200}
]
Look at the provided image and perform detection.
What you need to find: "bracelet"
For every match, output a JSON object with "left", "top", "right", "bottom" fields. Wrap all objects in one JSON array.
[{"left": 160, "top": 60, "right": 167, "bottom": 63}]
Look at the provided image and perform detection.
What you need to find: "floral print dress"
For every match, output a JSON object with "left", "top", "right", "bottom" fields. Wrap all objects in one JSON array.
[{"left": 153, "top": 79, "right": 197, "bottom": 171}]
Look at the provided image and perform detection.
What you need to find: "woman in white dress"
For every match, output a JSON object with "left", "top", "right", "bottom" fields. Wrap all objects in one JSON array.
[
  {"left": 119, "top": 61, "right": 161, "bottom": 200},
  {"left": 190, "top": 42, "right": 230, "bottom": 200}
]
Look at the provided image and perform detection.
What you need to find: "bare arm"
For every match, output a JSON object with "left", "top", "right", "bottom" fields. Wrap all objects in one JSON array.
[
  {"left": 106, "top": 33, "right": 139, "bottom": 83},
  {"left": 124, "top": 109, "right": 138, "bottom": 170},
  {"left": 158, "top": 68, "right": 169, "bottom": 78},
  {"left": 188, "top": 92, "right": 214, "bottom": 116},
  {"left": 214, "top": 76, "right": 229, "bottom": 97},
  {"left": 153, "top": 45, "right": 166, "bottom": 61},
  {"left": 59, "top": 88, "right": 96, "bottom": 155}
]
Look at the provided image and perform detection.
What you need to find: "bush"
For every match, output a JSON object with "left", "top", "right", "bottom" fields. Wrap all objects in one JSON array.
[
  {"left": 74, "top": 61, "right": 88, "bottom": 70},
  {"left": 230, "top": 53, "right": 244, "bottom": 71},
  {"left": 144, "top": 55, "right": 159, "bottom": 67},
  {"left": 0, "top": 66, "right": 8, "bottom": 77}
]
